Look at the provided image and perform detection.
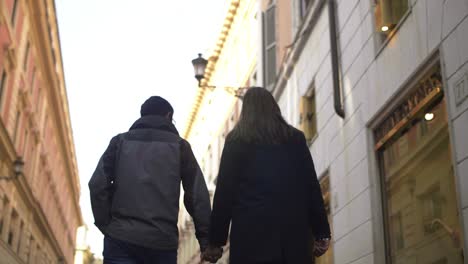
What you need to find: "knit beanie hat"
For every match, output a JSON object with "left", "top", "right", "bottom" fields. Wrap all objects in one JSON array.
[{"left": 140, "top": 96, "right": 174, "bottom": 117}]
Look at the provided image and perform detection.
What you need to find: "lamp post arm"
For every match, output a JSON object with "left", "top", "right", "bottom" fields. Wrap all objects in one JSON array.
[
  {"left": 224, "top": 86, "right": 248, "bottom": 98},
  {"left": 198, "top": 83, "right": 249, "bottom": 98}
]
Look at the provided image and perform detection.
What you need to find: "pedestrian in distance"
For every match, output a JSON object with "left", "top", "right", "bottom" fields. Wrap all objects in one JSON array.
[
  {"left": 203, "top": 87, "right": 331, "bottom": 264},
  {"left": 89, "top": 96, "right": 221, "bottom": 264}
]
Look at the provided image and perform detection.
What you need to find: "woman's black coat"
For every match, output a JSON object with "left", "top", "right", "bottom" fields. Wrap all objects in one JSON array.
[{"left": 209, "top": 130, "right": 331, "bottom": 264}]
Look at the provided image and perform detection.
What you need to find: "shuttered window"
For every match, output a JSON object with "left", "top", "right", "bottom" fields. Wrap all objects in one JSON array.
[{"left": 263, "top": 3, "right": 277, "bottom": 91}]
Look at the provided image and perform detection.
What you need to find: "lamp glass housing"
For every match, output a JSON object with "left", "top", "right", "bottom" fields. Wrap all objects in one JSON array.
[{"left": 192, "top": 53, "right": 208, "bottom": 82}]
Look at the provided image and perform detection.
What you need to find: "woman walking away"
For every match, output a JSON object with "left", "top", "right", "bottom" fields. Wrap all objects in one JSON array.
[{"left": 203, "top": 87, "right": 331, "bottom": 264}]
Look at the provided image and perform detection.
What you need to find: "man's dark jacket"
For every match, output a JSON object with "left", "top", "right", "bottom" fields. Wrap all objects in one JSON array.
[
  {"left": 210, "top": 130, "right": 331, "bottom": 264},
  {"left": 89, "top": 115, "right": 211, "bottom": 250}
]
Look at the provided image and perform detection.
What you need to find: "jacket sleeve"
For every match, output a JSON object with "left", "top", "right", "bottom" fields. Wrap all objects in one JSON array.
[
  {"left": 88, "top": 135, "right": 120, "bottom": 234},
  {"left": 180, "top": 140, "right": 212, "bottom": 251},
  {"left": 299, "top": 133, "right": 331, "bottom": 239},
  {"left": 209, "top": 142, "right": 239, "bottom": 247}
]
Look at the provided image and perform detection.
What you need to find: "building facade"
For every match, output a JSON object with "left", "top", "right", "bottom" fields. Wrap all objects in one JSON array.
[
  {"left": 0, "top": 0, "right": 82, "bottom": 263},
  {"left": 183, "top": 0, "right": 468, "bottom": 263},
  {"left": 263, "top": 0, "right": 467, "bottom": 263},
  {"left": 178, "top": 0, "right": 259, "bottom": 263}
]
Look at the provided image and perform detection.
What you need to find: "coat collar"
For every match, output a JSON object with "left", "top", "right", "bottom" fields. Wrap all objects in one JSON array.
[{"left": 129, "top": 115, "right": 179, "bottom": 135}]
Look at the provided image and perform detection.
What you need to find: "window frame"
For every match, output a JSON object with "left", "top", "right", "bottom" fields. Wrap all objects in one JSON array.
[
  {"left": 11, "top": 0, "right": 19, "bottom": 25},
  {"left": 372, "top": 0, "right": 413, "bottom": 58},
  {"left": 368, "top": 56, "right": 466, "bottom": 263},
  {"left": 299, "top": 83, "right": 318, "bottom": 146},
  {"left": 263, "top": 2, "right": 277, "bottom": 92}
]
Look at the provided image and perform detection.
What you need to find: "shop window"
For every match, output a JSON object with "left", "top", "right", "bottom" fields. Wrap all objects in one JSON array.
[
  {"left": 263, "top": 2, "right": 277, "bottom": 91},
  {"left": 30, "top": 68, "right": 36, "bottom": 94},
  {"left": 375, "top": 65, "right": 464, "bottom": 263},
  {"left": 420, "top": 185, "right": 444, "bottom": 235},
  {"left": 374, "top": 0, "right": 409, "bottom": 39},
  {"left": 299, "top": 92, "right": 317, "bottom": 143}
]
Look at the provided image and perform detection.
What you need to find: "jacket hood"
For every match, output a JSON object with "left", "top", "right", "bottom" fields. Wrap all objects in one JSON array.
[{"left": 129, "top": 115, "right": 179, "bottom": 135}]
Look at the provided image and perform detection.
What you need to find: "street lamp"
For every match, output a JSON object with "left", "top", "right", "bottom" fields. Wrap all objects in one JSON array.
[
  {"left": 192, "top": 53, "right": 208, "bottom": 85},
  {"left": 191, "top": 53, "right": 248, "bottom": 98},
  {"left": 0, "top": 157, "right": 25, "bottom": 181}
]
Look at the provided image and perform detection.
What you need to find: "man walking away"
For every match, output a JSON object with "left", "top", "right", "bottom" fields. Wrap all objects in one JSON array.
[{"left": 89, "top": 96, "right": 212, "bottom": 264}]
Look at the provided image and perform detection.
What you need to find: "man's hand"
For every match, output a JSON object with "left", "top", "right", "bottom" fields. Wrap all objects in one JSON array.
[
  {"left": 313, "top": 238, "right": 330, "bottom": 257},
  {"left": 201, "top": 245, "right": 223, "bottom": 263}
]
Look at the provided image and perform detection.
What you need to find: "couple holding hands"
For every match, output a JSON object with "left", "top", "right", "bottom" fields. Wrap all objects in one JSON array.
[{"left": 90, "top": 88, "right": 330, "bottom": 264}]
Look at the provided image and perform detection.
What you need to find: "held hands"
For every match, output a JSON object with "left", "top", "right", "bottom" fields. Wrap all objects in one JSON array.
[
  {"left": 201, "top": 245, "right": 223, "bottom": 263},
  {"left": 313, "top": 238, "right": 330, "bottom": 257}
]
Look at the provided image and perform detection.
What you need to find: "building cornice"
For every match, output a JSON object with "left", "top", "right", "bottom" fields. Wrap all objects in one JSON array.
[{"left": 183, "top": 0, "right": 240, "bottom": 139}]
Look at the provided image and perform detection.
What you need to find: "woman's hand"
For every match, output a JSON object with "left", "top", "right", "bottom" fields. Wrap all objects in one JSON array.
[
  {"left": 201, "top": 245, "right": 223, "bottom": 263},
  {"left": 313, "top": 238, "right": 330, "bottom": 257}
]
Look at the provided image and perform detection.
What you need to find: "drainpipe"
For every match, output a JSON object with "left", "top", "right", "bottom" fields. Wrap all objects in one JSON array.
[{"left": 328, "top": 0, "right": 345, "bottom": 118}]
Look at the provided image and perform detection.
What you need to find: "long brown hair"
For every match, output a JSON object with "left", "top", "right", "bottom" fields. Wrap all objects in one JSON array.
[{"left": 228, "top": 87, "right": 294, "bottom": 144}]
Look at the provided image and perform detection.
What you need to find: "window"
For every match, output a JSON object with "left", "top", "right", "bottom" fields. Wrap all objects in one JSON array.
[
  {"left": 0, "top": 70, "right": 6, "bottom": 109},
  {"left": 23, "top": 42, "right": 30, "bottom": 71},
  {"left": 14, "top": 111, "right": 21, "bottom": 143},
  {"left": 374, "top": 0, "right": 409, "bottom": 35},
  {"left": 299, "top": 92, "right": 317, "bottom": 142},
  {"left": 17, "top": 221, "right": 24, "bottom": 253},
  {"left": 30, "top": 68, "right": 36, "bottom": 94},
  {"left": 8, "top": 210, "right": 18, "bottom": 246},
  {"left": 23, "top": 129, "right": 29, "bottom": 156},
  {"left": 263, "top": 2, "right": 277, "bottom": 91},
  {"left": 375, "top": 65, "right": 464, "bottom": 263},
  {"left": 11, "top": 0, "right": 19, "bottom": 25},
  {"left": 0, "top": 197, "right": 8, "bottom": 236}
]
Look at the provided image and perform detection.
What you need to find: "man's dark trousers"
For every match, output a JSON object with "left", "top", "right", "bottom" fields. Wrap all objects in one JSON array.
[{"left": 103, "top": 236, "right": 177, "bottom": 264}]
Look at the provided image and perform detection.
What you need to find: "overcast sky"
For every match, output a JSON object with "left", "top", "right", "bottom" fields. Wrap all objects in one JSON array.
[{"left": 55, "top": 0, "right": 227, "bottom": 256}]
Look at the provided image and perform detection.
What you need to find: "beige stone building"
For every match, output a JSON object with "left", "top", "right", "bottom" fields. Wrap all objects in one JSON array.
[
  {"left": 0, "top": 0, "right": 83, "bottom": 263},
  {"left": 178, "top": 0, "right": 259, "bottom": 263},
  {"left": 182, "top": 0, "right": 468, "bottom": 263},
  {"left": 263, "top": 0, "right": 468, "bottom": 263}
]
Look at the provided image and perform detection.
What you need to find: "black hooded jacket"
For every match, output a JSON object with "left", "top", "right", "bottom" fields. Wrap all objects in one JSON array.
[{"left": 89, "top": 115, "right": 211, "bottom": 250}]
